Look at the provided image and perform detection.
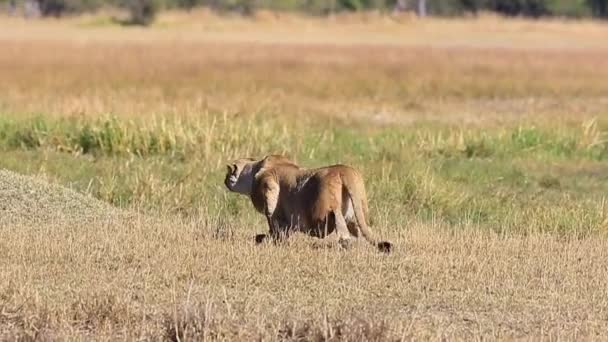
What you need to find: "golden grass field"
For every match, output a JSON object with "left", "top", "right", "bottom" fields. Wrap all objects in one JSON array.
[{"left": 1, "top": 10, "right": 608, "bottom": 340}]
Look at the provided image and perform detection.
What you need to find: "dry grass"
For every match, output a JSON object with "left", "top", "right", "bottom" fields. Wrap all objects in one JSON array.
[
  {"left": 1, "top": 12, "right": 608, "bottom": 127},
  {"left": 2, "top": 220, "right": 608, "bottom": 339},
  {"left": 2, "top": 11, "right": 608, "bottom": 340},
  {"left": 1, "top": 169, "right": 607, "bottom": 340}
]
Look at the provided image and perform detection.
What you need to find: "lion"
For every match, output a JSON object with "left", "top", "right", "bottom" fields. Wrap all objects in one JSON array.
[{"left": 224, "top": 155, "right": 392, "bottom": 253}]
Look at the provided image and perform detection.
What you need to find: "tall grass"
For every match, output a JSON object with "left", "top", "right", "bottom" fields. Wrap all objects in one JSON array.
[
  {"left": 1, "top": 114, "right": 606, "bottom": 235},
  {"left": 2, "top": 115, "right": 607, "bottom": 160}
]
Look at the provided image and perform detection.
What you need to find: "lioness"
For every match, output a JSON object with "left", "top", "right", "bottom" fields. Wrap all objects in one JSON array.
[{"left": 224, "top": 155, "right": 392, "bottom": 253}]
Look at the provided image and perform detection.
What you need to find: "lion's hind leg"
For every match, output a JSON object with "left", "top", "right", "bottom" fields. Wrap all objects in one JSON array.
[
  {"left": 310, "top": 213, "right": 353, "bottom": 250},
  {"left": 334, "top": 209, "right": 354, "bottom": 249},
  {"left": 309, "top": 211, "right": 351, "bottom": 250},
  {"left": 343, "top": 198, "right": 361, "bottom": 238}
]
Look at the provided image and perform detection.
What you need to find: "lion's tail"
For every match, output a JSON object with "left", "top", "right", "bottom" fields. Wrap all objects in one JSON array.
[{"left": 341, "top": 169, "right": 392, "bottom": 254}]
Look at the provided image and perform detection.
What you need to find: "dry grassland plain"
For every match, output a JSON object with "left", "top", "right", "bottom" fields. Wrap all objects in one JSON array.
[{"left": 1, "top": 10, "right": 608, "bottom": 340}]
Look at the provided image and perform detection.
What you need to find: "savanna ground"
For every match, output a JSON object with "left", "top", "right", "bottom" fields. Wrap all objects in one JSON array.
[{"left": 1, "top": 10, "right": 608, "bottom": 340}]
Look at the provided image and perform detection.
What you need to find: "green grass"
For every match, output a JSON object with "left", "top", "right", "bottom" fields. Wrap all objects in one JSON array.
[{"left": 1, "top": 114, "right": 606, "bottom": 236}]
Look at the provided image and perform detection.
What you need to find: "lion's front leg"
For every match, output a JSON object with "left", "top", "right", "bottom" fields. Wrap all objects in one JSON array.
[
  {"left": 255, "top": 177, "right": 289, "bottom": 245},
  {"left": 255, "top": 217, "right": 291, "bottom": 245},
  {"left": 253, "top": 212, "right": 281, "bottom": 245}
]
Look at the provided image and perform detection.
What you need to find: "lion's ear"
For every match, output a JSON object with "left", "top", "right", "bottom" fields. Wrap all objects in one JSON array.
[{"left": 226, "top": 164, "right": 235, "bottom": 173}]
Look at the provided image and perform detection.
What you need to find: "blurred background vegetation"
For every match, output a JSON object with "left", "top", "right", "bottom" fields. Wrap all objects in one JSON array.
[{"left": 2, "top": 0, "right": 607, "bottom": 25}]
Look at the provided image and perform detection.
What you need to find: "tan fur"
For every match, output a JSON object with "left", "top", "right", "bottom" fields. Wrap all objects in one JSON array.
[{"left": 224, "top": 155, "right": 392, "bottom": 253}]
